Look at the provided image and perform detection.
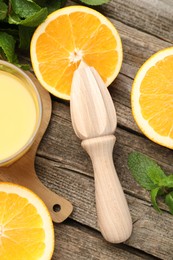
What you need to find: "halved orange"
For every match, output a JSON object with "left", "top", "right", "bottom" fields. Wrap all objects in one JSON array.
[
  {"left": 0, "top": 182, "right": 54, "bottom": 260},
  {"left": 131, "top": 47, "right": 173, "bottom": 149},
  {"left": 30, "top": 6, "right": 123, "bottom": 100}
]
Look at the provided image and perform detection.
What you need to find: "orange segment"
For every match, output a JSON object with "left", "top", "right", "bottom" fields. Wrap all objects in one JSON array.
[
  {"left": 45, "top": 14, "right": 75, "bottom": 52},
  {"left": 36, "top": 33, "right": 69, "bottom": 62},
  {"left": 39, "top": 59, "right": 69, "bottom": 87},
  {"left": 83, "top": 24, "right": 117, "bottom": 53},
  {"left": 0, "top": 237, "right": 35, "bottom": 260},
  {"left": 84, "top": 50, "right": 118, "bottom": 81},
  {"left": 0, "top": 193, "right": 28, "bottom": 225},
  {"left": 0, "top": 183, "right": 54, "bottom": 260},
  {"left": 131, "top": 47, "right": 173, "bottom": 148},
  {"left": 55, "top": 62, "right": 77, "bottom": 96},
  {"left": 69, "top": 12, "right": 100, "bottom": 49},
  {"left": 30, "top": 6, "right": 123, "bottom": 100}
]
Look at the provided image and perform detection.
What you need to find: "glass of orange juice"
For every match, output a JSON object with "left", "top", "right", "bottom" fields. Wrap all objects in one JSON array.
[{"left": 0, "top": 60, "right": 42, "bottom": 166}]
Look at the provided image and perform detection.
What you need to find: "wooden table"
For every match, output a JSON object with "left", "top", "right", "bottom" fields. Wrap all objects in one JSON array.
[{"left": 34, "top": 0, "right": 173, "bottom": 259}]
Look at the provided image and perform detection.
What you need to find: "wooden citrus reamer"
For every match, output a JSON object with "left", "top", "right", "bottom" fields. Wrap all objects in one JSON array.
[{"left": 70, "top": 62, "right": 132, "bottom": 243}]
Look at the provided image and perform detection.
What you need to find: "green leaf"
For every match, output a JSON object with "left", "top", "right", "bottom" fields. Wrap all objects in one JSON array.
[
  {"left": 17, "top": 63, "right": 30, "bottom": 70},
  {"left": 11, "top": 0, "right": 41, "bottom": 18},
  {"left": 80, "top": 0, "right": 109, "bottom": 5},
  {"left": 19, "top": 7, "right": 48, "bottom": 27},
  {"left": 8, "top": 12, "right": 21, "bottom": 24},
  {"left": 165, "top": 192, "right": 173, "bottom": 214},
  {"left": 8, "top": 8, "right": 48, "bottom": 27},
  {"left": 0, "top": 32, "right": 18, "bottom": 63},
  {"left": 159, "top": 175, "right": 173, "bottom": 188},
  {"left": 0, "top": 2, "right": 8, "bottom": 20},
  {"left": 147, "top": 165, "right": 166, "bottom": 185},
  {"left": 128, "top": 152, "right": 158, "bottom": 190},
  {"left": 18, "top": 25, "right": 35, "bottom": 50},
  {"left": 150, "top": 187, "right": 162, "bottom": 213},
  {"left": 0, "top": 28, "right": 19, "bottom": 38}
]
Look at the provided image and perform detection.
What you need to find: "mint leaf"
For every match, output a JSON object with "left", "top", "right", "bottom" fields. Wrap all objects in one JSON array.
[
  {"left": 128, "top": 152, "right": 158, "bottom": 190},
  {"left": 150, "top": 187, "right": 162, "bottom": 213},
  {"left": 20, "top": 8, "right": 48, "bottom": 27},
  {"left": 0, "top": 32, "right": 17, "bottom": 63},
  {"left": 8, "top": 12, "right": 21, "bottom": 25},
  {"left": 0, "top": 2, "right": 8, "bottom": 20},
  {"left": 0, "top": 28, "right": 18, "bottom": 38},
  {"left": 11, "top": 0, "right": 41, "bottom": 18},
  {"left": 147, "top": 165, "right": 166, "bottom": 185},
  {"left": 18, "top": 25, "right": 35, "bottom": 50},
  {"left": 165, "top": 192, "right": 173, "bottom": 214},
  {"left": 8, "top": 8, "right": 48, "bottom": 27},
  {"left": 159, "top": 175, "right": 173, "bottom": 188},
  {"left": 128, "top": 151, "right": 173, "bottom": 215},
  {"left": 17, "top": 63, "right": 30, "bottom": 70},
  {"left": 80, "top": 0, "right": 109, "bottom": 5}
]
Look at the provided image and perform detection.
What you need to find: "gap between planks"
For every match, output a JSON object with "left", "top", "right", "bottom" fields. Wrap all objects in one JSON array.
[
  {"left": 35, "top": 155, "right": 173, "bottom": 259},
  {"left": 52, "top": 218, "right": 160, "bottom": 260},
  {"left": 68, "top": 0, "right": 173, "bottom": 44}
]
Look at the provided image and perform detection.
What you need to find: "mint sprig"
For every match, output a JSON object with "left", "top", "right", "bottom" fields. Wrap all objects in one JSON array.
[
  {"left": 128, "top": 152, "right": 173, "bottom": 214},
  {"left": 0, "top": 0, "right": 65, "bottom": 67}
]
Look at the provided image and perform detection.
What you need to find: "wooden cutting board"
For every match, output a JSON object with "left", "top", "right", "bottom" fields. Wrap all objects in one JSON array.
[{"left": 0, "top": 72, "right": 73, "bottom": 223}]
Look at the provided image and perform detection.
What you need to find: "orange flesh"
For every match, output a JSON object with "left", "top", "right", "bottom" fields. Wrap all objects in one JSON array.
[
  {"left": 140, "top": 55, "right": 173, "bottom": 138},
  {"left": 0, "top": 192, "right": 45, "bottom": 259},
  {"left": 35, "top": 12, "right": 118, "bottom": 96}
]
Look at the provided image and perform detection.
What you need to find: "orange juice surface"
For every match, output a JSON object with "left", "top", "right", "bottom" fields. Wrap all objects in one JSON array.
[{"left": 0, "top": 70, "right": 37, "bottom": 162}]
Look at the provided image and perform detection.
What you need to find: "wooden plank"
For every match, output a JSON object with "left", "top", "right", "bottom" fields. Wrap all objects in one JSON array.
[
  {"left": 53, "top": 222, "right": 157, "bottom": 259},
  {"left": 35, "top": 156, "right": 173, "bottom": 259},
  {"left": 110, "top": 17, "right": 172, "bottom": 78},
  {"left": 37, "top": 102, "right": 173, "bottom": 216},
  {"left": 34, "top": 101, "right": 173, "bottom": 257},
  {"left": 40, "top": 102, "right": 173, "bottom": 188},
  {"left": 101, "top": 17, "right": 172, "bottom": 133},
  {"left": 97, "top": 0, "right": 173, "bottom": 42}
]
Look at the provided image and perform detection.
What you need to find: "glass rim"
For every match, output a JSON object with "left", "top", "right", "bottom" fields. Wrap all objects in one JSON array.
[{"left": 0, "top": 60, "right": 42, "bottom": 166}]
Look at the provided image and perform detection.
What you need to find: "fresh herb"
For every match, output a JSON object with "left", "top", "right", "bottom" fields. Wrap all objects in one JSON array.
[
  {"left": 128, "top": 152, "right": 173, "bottom": 214},
  {"left": 80, "top": 0, "right": 109, "bottom": 5},
  {"left": 0, "top": 0, "right": 109, "bottom": 68}
]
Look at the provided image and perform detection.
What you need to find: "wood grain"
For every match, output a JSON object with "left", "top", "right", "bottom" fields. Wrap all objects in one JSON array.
[
  {"left": 39, "top": 102, "right": 173, "bottom": 194},
  {"left": 53, "top": 222, "right": 157, "bottom": 260},
  {"left": 70, "top": 64, "right": 132, "bottom": 243},
  {"left": 35, "top": 155, "right": 173, "bottom": 259},
  {"left": 97, "top": 0, "right": 173, "bottom": 42},
  {"left": 82, "top": 136, "right": 132, "bottom": 243},
  {"left": 34, "top": 103, "right": 173, "bottom": 258}
]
